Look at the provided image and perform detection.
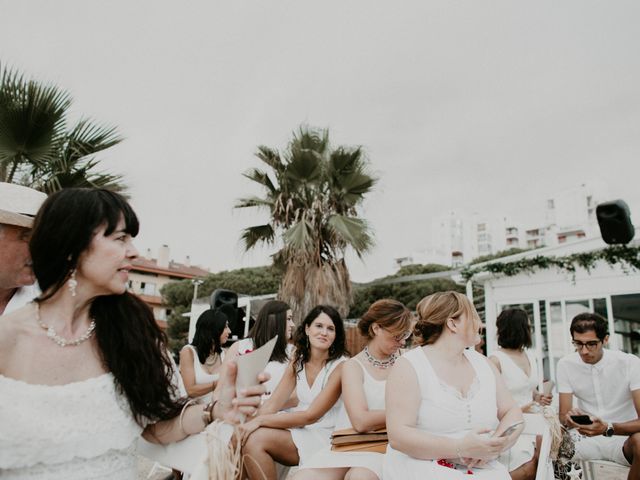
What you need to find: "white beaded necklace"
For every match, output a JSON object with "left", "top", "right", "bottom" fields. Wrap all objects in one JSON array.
[
  {"left": 35, "top": 302, "right": 96, "bottom": 347},
  {"left": 363, "top": 345, "right": 397, "bottom": 369}
]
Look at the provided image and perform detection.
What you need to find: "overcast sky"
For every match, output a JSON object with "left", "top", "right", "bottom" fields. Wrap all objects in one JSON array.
[{"left": 3, "top": 0, "right": 639, "bottom": 281}]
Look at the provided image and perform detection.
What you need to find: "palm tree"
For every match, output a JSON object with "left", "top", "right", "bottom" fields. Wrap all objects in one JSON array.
[
  {"left": 0, "top": 63, "right": 126, "bottom": 193},
  {"left": 236, "top": 126, "right": 377, "bottom": 322}
]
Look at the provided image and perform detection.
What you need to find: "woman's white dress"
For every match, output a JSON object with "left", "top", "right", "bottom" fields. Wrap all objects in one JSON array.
[
  {"left": 301, "top": 357, "right": 385, "bottom": 478},
  {"left": 181, "top": 344, "right": 224, "bottom": 403},
  {"left": 289, "top": 356, "right": 347, "bottom": 466},
  {"left": 383, "top": 348, "right": 510, "bottom": 479},
  {"left": 0, "top": 373, "right": 142, "bottom": 480},
  {"left": 492, "top": 349, "right": 539, "bottom": 471}
]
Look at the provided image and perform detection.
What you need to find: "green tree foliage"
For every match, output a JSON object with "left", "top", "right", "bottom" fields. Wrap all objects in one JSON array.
[
  {"left": 162, "top": 266, "right": 283, "bottom": 354},
  {"left": 0, "top": 63, "right": 126, "bottom": 192},
  {"left": 236, "top": 125, "right": 377, "bottom": 322},
  {"left": 349, "top": 264, "right": 463, "bottom": 318}
]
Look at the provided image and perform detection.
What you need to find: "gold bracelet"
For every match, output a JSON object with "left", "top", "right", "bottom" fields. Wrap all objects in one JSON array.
[
  {"left": 202, "top": 399, "right": 218, "bottom": 426},
  {"left": 179, "top": 399, "right": 197, "bottom": 435}
]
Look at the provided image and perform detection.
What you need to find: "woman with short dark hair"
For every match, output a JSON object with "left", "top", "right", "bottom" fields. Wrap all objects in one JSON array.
[
  {"left": 489, "top": 308, "right": 552, "bottom": 478},
  {"left": 0, "top": 188, "right": 264, "bottom": 479},
  {"left": 180, "top": 308, "right": 231, "bottom": 403}
]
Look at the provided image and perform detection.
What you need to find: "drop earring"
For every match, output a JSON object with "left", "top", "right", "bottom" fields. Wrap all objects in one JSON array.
[{"left": 68, "top": 269, "right": 78, "bottom": 297}]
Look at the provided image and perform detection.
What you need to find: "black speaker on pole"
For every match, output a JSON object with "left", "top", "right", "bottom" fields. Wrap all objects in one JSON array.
[
  {"left": 596, "top": 200, "right": 635, "bottom": 245},
  {"left": 210, "top": 289, "right": 244, "bottom": 340}
]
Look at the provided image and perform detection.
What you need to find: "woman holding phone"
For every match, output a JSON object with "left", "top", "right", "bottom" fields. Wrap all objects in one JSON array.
[{"left": 384, "top": 291, "right": 523, "bottom": 479}]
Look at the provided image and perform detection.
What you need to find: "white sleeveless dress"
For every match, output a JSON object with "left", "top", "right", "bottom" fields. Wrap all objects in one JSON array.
[
  {"left": 0, "top": 373, "right": 142, "bottom": 480},
  {"left": 181, "top": 344, "right": 224, "bottom": 403},
  {"left": 383, "top": 348, "right": 510, "bottom": 479},
  {"left": 491, "top": 349, "right": 538, "bottom": 471},
  {"left": 289, "top": 356, "right": 347, "bottom": 466},
  {"left": 301, "top": 357, "right": 386, "bottom": 478}
]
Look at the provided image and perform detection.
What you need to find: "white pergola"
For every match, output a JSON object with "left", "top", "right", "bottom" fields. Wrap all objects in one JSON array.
[{"left": 466, "top": 235, "right": 640, "bottom": 388}]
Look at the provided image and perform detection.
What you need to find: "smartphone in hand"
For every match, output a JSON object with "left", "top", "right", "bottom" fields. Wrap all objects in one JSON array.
[
  {"left": 570, "top": 414, "right": 593, "bottom": 425},
  {"left": 499, "top": 421, "right": 524, "bottom": 437}
]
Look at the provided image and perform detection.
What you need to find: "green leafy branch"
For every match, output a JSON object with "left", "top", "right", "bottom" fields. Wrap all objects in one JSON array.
[{"left": 460, "top": 245, "right": 640, "bottom": 281}]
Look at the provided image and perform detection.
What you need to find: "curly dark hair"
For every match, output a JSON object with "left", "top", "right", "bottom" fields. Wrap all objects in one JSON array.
[
  {"left": 30, "top": 188, "right": 185, "bottom": 426},
  {"left": 496, "top": 308, "right": 532, "bottom": 350},
  {"left": 191, "top": 309, "right": 228, "bottom": 364},
  {"left": 249, "top": 300, "right": 291, "bottom": 363},
  {"left": 292, "top": 305, "right": 349, "bottom": 374}
]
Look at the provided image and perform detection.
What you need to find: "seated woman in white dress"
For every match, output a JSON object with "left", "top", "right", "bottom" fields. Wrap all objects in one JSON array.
[
  {"left": 238, "top": 305, "right": 350, "bottom": 480},
  {"left": 219, "top": 300, "right": 296, "bottom": 403},
  {"left": 489, "top": 308, "right": 553, "bottom": 479},
  {"left": 295, "top": 299, "right": 414, "bottom": 480},
  {"left": 180, "top": 308, "right": 231, "bottom": 403},
  {"left": 0, "top": 188, "right": 265, "bottom": 480},
  {"left": 384, "top": 291, "right": 524, "bottom": 480}
]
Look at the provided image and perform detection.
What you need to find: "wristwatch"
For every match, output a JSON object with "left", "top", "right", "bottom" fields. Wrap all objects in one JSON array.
[{"left": 603, "top": 422, "right": 614, "bottom": 437}]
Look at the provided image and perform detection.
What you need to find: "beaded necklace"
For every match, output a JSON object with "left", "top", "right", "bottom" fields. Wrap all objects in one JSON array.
[
  {"left": 35, "top": 302, "right": 96, "bottom": 348},
  {"left": 363, "top": 345, "right": 397, "bottom": 369}
]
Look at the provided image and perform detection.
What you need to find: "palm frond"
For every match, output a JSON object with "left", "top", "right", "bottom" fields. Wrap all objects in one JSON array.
[
  {"left": 285, "top": 148, "right": 322, "bottom": 183},
  {"left": 63, "top": 118, "right": 123, "bottom": 160},
  {"left": 240, "top": 224, "right": 275, "bottom": 250},
  {"left": 327, "top": 214, "right": 374, "bottom": 256},
  {"left": 235, "top": 195, "right": 274, "bottom": 209},
  {"left": 242, "top": 168, "right": 277, "bottom": 193},
  {"left": 282, "top": 219, "right": 314, "bottom": 253},
  {"left": 255, "top": 146, "right": 284, "bottom": 171}
]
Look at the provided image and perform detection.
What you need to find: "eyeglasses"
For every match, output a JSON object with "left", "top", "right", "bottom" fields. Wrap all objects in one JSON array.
[
  {"left": 383, "top": 327, "right": 413, "bottom": 342},
  {"left": 572, "top": 340, "right": 602, "bottom": 351}
]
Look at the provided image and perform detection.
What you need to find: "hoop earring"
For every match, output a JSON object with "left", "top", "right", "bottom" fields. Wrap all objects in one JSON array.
[{"left": 67, "top": 269, "right": 78, "bottom": 297}]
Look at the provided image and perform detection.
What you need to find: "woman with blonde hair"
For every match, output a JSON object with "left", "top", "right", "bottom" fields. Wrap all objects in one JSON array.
[
  {"left": 295, "top": 299, "right": 414, "bottom": 480},
  {"left": 384, "top": 291, "right": 524, "bottom": 479}
]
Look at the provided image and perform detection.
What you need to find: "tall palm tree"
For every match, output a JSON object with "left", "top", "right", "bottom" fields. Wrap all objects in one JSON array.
[
  {"left": 236, "top": 126, "right": 377, "bottom": 322},
  {"left": 0, "top": 63, "right": 126, "bottom": 193}
]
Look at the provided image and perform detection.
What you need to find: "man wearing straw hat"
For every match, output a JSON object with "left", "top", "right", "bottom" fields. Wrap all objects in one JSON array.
[{"left": 0, "top": 182, "right": 47, "bottom": 315}]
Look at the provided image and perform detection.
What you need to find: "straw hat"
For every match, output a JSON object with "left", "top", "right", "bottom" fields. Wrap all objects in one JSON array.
[{"left": 0, "top": 182, "right": 47, "bottom": 228}]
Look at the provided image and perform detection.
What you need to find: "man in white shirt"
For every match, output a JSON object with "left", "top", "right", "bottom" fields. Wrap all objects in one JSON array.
[
  {"left": 557, "top": 312, "right": 640, "bottom": 479},
  {"left": 0, "top": 182, "right": 46, "bottom": 315}
]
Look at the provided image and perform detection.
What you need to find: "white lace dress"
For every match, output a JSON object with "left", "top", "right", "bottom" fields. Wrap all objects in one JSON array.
[
  {"left": 383, "top": 348, "right": 510, "bottom": 479},
  {"left": 0, "top": 373, "right": 143, "bottom": 480}
]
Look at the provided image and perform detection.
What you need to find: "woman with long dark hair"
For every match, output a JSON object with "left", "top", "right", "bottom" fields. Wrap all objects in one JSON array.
[
  {"left": 180, "top": 308, "right": 231, "bottom": 403},
  {"left": 238, "top": 305, "right": 349, "bottom": 480},
  {"left": 0, "top": 188, "right": 264, "bottom": 479},
  {"left": 217, "top": 299, "right": 295, "bottom": 401}
]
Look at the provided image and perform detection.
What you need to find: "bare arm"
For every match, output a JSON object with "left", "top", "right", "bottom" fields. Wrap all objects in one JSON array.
[
  {"left": 342, "top": 358, "right": 385, "bottom": 432},
  {"left": 386, "top": 357, "right": 507, "bottom": 461},
  {"left": 255, "top": 362, "right": 344, "bottom": 429},
  {"left": 179, "top": 347, "right": 216, "bottom": 399},
  {"left": 572, "top": 389, "right": 640, "bottom": 437},
  {"left": 489, "top": 359, "right": 524, "bottom": 448},
  {"left": 488, "top": 355, "right": 502, "bottom": 373},
  {"left": 258, "top": 361, "right": 297, "bottom": 415},
  {"left": 143, "top": 360, "right": 267, "bottom": 444}
]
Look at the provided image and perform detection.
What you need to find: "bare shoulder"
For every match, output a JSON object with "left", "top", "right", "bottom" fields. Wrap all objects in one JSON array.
[{"left": 0, "top": 304, "right": 38, "bottom": 359}]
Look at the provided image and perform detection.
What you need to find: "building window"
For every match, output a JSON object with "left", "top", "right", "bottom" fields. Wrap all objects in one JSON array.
[
  {"left": 141, "top": 282, "right": 156, "bottom": 296},
  {"left": 547, "top": 199, "right": 555, "bottom": 209},
  {"left": 477, "top": 223, "right": 486, "bottom": 232}
]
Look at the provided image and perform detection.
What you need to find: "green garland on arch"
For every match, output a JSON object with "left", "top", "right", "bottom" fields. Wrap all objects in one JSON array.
[{"left": 460, "top": 245, "right": 640, "bottom": 281}]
